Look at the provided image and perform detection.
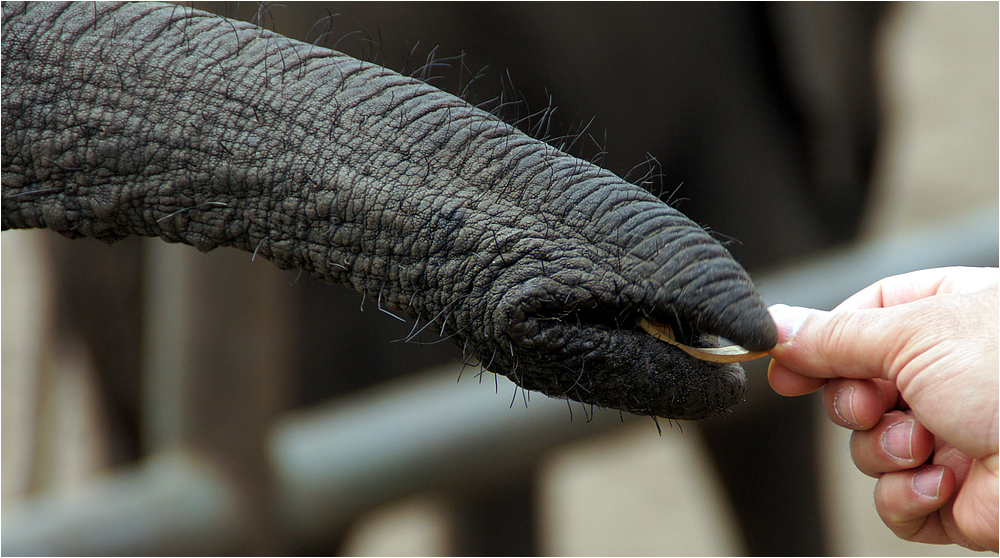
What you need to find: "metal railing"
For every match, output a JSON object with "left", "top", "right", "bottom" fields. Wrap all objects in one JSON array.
[{"left": 4, "top": 206, "right": 997, "bottom": 555}]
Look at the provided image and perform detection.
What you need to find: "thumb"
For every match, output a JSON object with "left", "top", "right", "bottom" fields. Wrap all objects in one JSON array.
[{"left": 767, "top": 303, "right": 908, "bottom": 382}]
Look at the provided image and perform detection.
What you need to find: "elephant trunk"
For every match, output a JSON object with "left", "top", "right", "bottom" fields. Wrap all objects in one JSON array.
[{"left": 2, "top": 1, "right": 777, "bottom": 420}]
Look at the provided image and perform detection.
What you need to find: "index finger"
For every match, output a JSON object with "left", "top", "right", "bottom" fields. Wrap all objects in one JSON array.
[
  {"left": 836, "top": 267, "right": 998, "bottom": 311},
  {"left": 835, "top": 268, "right": 952, "bottom": 311}
]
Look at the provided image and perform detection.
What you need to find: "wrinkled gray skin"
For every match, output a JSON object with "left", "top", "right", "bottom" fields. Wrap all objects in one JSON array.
[{"left": 2, "top": 2, "right": 777, "bottom": 420}]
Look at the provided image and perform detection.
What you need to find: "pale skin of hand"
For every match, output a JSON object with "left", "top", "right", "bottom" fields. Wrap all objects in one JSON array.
[{"left": 766, "top": 266, "right": 999, "bottom": 552}]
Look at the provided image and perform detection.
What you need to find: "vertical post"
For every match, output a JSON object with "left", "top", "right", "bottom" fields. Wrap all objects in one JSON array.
[{"left": 143, "top": 240, "right": 293, "bottom": 554}]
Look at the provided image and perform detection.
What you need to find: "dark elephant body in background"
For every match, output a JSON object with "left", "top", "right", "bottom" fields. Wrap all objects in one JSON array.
[{"left": 5, "top": 2, "right": 886, "bottom": 555}]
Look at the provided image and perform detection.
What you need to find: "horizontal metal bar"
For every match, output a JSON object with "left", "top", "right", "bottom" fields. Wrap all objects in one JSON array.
[
  {"left": 756, "top": 206, "right": 998, "bottom": 309},
  {"left": 271, "top": 363, "right": 626, "bottom": 541},
  {"left": 2, "top": 450, "right": 245, "bottom": 556}
]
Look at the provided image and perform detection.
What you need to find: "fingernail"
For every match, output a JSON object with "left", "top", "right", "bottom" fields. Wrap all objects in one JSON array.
[
  {"left": 912, "top": 467, "right": 943, "bottom": 499},
  {"left": 768, "top": 304, "right": 813, "bottom": 344},
  {"left": 882, "top": 419, "right": 915, "bottom": 461},
  {"left": 831, "top": 386, "right": 859, "bottom": 428}
]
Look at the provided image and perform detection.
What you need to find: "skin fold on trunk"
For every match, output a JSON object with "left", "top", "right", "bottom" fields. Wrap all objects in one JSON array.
[{"left": 1, "top": 2, "right": 777, "bottom": 420}]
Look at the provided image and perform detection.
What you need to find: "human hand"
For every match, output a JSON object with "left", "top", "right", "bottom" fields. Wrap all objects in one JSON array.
[{"left": 767, "top": 266, "right": 999, "bottom": 552}]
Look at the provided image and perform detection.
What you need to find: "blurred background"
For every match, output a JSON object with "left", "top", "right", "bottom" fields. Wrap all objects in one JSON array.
[{"left": 2, "top": 2, "right": 997, "bottom": 555}]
